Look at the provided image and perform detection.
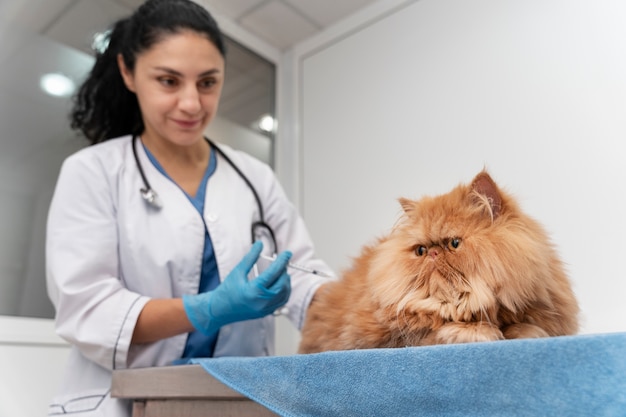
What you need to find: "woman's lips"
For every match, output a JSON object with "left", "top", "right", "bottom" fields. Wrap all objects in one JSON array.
[{"left": 173, "top": 119, "right": 202, "bottom": 129}]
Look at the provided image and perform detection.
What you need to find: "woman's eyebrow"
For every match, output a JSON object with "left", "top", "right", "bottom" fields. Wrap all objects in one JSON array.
[{"left": 153, "top": 67, "right": 221, "bottom": 77}]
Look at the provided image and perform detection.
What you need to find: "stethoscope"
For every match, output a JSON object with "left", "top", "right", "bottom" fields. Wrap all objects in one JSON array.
[{"left": 131, "top": 135, "right": 278, "bottom": 252}]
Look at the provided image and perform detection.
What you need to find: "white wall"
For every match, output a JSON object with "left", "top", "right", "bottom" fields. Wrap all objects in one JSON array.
[
  {"left": 289, "top": 0, "right": 626, "bottom": 335},
  {"left": 0, "top": 317, "right": 70, "bottom": 417},
  {"left": 206, "top": 115, "right": 272, "bottom": 164}
]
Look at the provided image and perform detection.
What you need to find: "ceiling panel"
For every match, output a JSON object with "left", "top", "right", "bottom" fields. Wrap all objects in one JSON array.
[
  {"left": 239, "top": 0, "right": 319, "bottom": 50},
  {"left": 0, "top": 0, "right": 75, "bottom": 34},
  {"left": 204, "top": 0, "right": 377, "bottom": 50},
  {"left": 36, "top": 0, "right": 378, "bottom": 52},
  {"left": 286, "top": 0, "right": 378, "bottom": 26},
  {"left": 45, "top": 0, "right": 131, "bottom": 55},
  {"left": 201, "top": 0, "right": 266, "bottom": 21}
]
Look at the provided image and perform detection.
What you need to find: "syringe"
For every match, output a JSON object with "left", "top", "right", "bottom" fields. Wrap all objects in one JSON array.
[{"left": 259, "top": 254, "right": 334, "bottom": 278}]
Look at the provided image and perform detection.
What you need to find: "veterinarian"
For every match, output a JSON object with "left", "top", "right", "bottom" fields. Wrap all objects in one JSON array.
[{"left": 45, "top": 1, "right": 332, "bottom": 415}]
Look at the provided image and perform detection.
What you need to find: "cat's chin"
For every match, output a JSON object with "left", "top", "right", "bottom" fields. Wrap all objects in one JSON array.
[{"left": 429, "top": 322, "right": 505, "bottom": 345}]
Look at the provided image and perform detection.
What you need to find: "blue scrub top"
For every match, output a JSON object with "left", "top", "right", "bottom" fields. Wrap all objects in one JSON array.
[{"left": 144, "top": 144, "right": 220, "bottom": 359}]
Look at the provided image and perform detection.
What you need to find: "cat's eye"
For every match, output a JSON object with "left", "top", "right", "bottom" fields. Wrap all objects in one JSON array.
[
  {"left": 448, "top": 238, "right": 461, "bottom": 250},
  {"left": 415, "top": 245, "right": 427, "bottom": 256}
]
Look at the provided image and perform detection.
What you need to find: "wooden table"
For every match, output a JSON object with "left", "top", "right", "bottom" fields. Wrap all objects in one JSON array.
[{"left": 111, "top": 365, "right": 279, "bottom": 417}]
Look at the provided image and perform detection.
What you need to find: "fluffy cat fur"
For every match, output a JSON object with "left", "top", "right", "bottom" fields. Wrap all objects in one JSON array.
[{"left": 299, "top": 171, "right": 579, "bottom": 353}]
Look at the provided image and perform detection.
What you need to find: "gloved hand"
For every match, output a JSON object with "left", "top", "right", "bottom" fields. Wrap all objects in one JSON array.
[{"left": 183, "top": 241, "right": 292, "bottom": 335}]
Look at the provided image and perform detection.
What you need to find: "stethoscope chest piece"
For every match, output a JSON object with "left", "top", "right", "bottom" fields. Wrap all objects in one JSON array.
[
  {"left": 133, "top": 136, "right": 163, "bottom": 209},
  {"left": 140, "top": 187, "right": 162, "bottom": 209}
]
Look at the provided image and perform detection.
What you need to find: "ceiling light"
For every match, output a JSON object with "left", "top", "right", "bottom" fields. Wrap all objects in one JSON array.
[
  {"left": 40, "top": 73, "right": 75, "bottom": 97},
  {"left": 258, "top": 114, "right": 276, "bottom": 133}
]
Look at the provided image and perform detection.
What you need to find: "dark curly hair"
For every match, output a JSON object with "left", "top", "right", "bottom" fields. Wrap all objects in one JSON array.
[{"left": 70, "top": 0, "right": 227, "bottom": 145}]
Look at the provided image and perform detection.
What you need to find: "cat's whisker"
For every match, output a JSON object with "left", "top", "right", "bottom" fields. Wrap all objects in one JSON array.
[
  {"left": 478, "top": 305, "right": 494, "bottom": 327},
  {"left": 446, "top": 263, "right": 470, "bottom": 287}
]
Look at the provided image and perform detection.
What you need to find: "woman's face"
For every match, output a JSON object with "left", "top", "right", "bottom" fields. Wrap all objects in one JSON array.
[{"left": 118, "top": 30, "right": 225, "bottom": 148}]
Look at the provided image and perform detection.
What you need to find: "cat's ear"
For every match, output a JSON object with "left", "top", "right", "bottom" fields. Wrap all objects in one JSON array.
[
  {"left": 399, "top": 198, "right": 416, "bottom": 214},
  {"left": 470, "top": 171, "right": 503, "bottom": 220}
]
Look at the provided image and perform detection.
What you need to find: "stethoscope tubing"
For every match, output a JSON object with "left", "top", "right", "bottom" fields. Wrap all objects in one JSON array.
[{"left": 131, "top": 135, "right": 278, "bottom": 251}]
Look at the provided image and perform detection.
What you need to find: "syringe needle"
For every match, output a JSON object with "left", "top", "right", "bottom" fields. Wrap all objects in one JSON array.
[{"left": 259, "top": 254, "right": 334, "bottom": 278}]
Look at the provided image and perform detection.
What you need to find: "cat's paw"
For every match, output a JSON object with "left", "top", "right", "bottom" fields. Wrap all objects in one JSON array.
[
  {"left": 502, "top": 323, "right": 549, "bottom": 339},
  {"left": 434, "top": 322, "right": 504, "bottom": 344}
]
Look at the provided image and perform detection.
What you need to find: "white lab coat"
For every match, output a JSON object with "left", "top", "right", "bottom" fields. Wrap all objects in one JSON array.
[{"left": 45, "top": 135, "right": 332, "bottom": 416}]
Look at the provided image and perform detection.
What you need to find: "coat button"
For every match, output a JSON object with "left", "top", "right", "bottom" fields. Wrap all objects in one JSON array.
[{"left": 206, "top": 213, "right": 218, "bottom": 222}]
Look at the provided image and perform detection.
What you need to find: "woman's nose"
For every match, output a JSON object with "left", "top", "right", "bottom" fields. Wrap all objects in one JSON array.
[{"left": 178, "top": 86, "right": 202, "bottom": 113}]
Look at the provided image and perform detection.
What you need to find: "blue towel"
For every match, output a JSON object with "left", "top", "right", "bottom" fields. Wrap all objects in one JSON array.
[{"left": 191, "top": 332, "right": 626, "bottom": 416}]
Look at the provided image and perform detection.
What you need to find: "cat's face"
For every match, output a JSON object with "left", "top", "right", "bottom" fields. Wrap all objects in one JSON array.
[{"left": 367, "top": 172, "right": 549, "bottom": 322}]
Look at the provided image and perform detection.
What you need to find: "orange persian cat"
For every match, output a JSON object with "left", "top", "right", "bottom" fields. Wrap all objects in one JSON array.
[{"left": 299, "top": 171, "right": 579, "bottom": 353}]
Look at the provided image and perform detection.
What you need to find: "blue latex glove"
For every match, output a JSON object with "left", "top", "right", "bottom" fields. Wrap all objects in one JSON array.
[{"left": 183, "top": 241, "right": 292, "bottom": 335}]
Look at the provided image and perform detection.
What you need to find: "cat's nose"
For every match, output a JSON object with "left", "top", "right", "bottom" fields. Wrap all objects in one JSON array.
[{"left": 428, "top": 248, "right": 439, "bottom": 258}]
